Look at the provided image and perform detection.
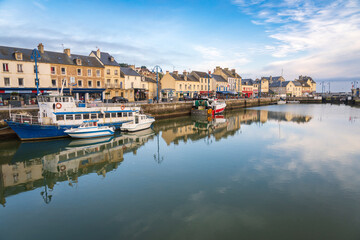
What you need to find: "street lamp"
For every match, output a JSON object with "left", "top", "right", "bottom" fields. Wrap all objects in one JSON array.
[
  {"left": 31, "top": 48, "right": 41, "bottom": 95},
  {"left": 152, "top": 65, "right": 163, "bottom": 103},
  {"left": 208, "top": 71, "right": 211, "bottom": 97}
]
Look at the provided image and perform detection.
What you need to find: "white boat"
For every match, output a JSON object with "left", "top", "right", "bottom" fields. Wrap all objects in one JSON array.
[
  {"left": 208, "top": 98, "right": 226, "bottom": 114},
  {"left": 120, "top": 114, "right": 155, "bottom": 132},
  {"left": 65, "top": 120, "right": 115, "bottom": 138},
  {"left": 287, "top": 100, "right": 300, "bottom": 104},
  {"left": 277, "top": 97, "right": 287, "bottom": 105}
]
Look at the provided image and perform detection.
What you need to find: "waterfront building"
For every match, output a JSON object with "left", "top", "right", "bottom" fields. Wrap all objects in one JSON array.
[
  {"left": 90, "top": 49, "right": 123, "bottom": 100},
  {"left": 255, "top": 78, "right": 270, "bottom": 95},
  {"left": 241, "top": 79, "right": 254, "bottom": 98},
  {"left": 142, "top": 76, "right": 157, "bottom": 100},
  {"left": 213, "top": 66, "right": 242, "bottom": 94},
  {"left": 0, "top": 44, "right": 52, "bottom": 105},
  {"left": 161, "top": 70, "right": 200, "bottom": 99},
  {"left": 295, "top": 75, "right": 316, "bottom": 95},
  {"left": 190, "top": 71, "right": 212, "bottom": 96},
  {"left": 269, "top": 80, "right": 302, "bottom": 97},
  {"left": 121, "top": 66, "right": 142, "bottom": 101},
  {"left": 211, "top": 74, "right": 228, "bottom": 92}
]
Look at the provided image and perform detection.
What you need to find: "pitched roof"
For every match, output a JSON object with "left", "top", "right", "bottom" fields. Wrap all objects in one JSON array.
[
  {"left": 270, "top": 81, "right": 291, "bottom": 87},
  {"left": 242, "top": 79, "right": 254, "bottom": 85},
  {"left": 0, "top": 45, "right": 104, "bottom": 68},
  {"left": 212, "top": 74, "right": 227, "bottom": 83},
  {"left": 192, "top": 71, "right": 210, "bottom": 78},
  {"left": 262, "top": 77, "right": 271, "bottom": 80},
  {"left": 144, "top": 77, "right": 156, "bottom": 83},
  {"left": 293, "top": 81, "right": 302, "bottom": 86},
  {"left": 297, "top": 80, "right": 310, "bottom": 87},
  {"left": 186, "top": 74, "right": 199, "bottom": 82},
  {"left": 272, "top": 76, "right": 283, "bottom": 81},
  {"left": 90, "top": 51, "right": 119, "bottom": 66},
  {"left": 120, "top": 67, "right": 140, "bottom": 76}
]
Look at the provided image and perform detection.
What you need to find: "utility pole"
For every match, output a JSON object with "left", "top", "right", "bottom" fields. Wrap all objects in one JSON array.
[
  {"left": 208, "top": 71, "right": 211, "bottom": 97},
  {"left": 31, "top": 48, "right": 41, "bottom": 95}
]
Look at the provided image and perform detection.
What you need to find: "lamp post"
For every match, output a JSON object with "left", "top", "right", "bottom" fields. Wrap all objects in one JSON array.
[
  {"left": 208, "top": 71, "right": 211, "bottom": 97},
  {"left": 152, "top": 65, "right": 163, "bottom": 103},
  {"left": 31, "top": 48, "right": 41, "bottom": 95}
]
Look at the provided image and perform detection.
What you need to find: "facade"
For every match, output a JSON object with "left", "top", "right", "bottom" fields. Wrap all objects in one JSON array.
[
  {"left": 241, "top": 79, "right": 254, "bottom": 97},
  {"left": 143, "top": 76, "right": 157, "bottom": 100},
  {"left": 211, "top": 74, "right": 228, "bottom": 92},
  {"left": 295, "top": 76, "right": 316, "bottom": 95},
  {"left": 121, "top": 66, "right": 142, "bottom": 101},
  {"left": 213, "top": 67, "right": 242, "bottom": 94},
  {"left": 90, "top": 49, "right": 122, "bottom": 100},
  {"left": 161, "top": 71, "right": 200, "bottom": 99},
  {"left": 256, "top": 78, "right": 270, "bottom": 95},
  {"left": 191, "top": 71, "right": 212, "bottom": 96},
  {"left": 270, "top": 81, "right": 302, "bottom": 97}
]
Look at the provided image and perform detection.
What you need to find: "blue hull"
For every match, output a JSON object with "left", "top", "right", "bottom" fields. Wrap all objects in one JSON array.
[{"left": 5, "top": 120, "right": 128, "bottom": 141}]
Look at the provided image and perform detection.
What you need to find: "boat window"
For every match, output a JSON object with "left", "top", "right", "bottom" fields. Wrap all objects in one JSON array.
[
  {"left": 123, "top": 112, "right": 128, "bottom": 117},
  {"left": 111, "top": 113, "right": 117, "bottom": 118},
  {"left": 83, "top": 114, "right": 90, "bottom": 120},
  {"left": 105, "top": 113, "right": 110, "bottom": 118},
  {"left": 69, "top": 98, "right": 73, "bottom": 102},
  {"left": 63, "top": 97, "right": 69, "bottom": 102},
  {"left": 128, "top": 112, "right": 133, "bottom": 117},
  {"left": 66, "top": 114, "right": 74, "bottom": 120},
  {"left": 117, "top": 112, "right": 122, "bottom": 118},
  {"left": 55, "top": 97, "right": 61, "bottom": 102},
  {"left": 49, "top": 97, "right": 55, "bottom": 102},
  {"left": 135, "top": 116, "right": 139, "bottom": 124},
  {"left": 56, "top": 115, "right": 64, "bottom": 121},
  {"left": 91, "top": 113, "right": 97, "bottom": 119},
  {"left": 75, "top": 114, "right": 82, "bottom": 120},
  {"left": 98, "top": 113, "right": 104, "bottom": 118}
]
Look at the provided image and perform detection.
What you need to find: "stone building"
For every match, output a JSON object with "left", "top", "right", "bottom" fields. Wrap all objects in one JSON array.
[{"left": 213, "top": 66, "right": 242, "bottom": 94}]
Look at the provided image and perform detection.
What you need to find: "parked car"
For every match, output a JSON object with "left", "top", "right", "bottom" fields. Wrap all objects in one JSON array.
[{"left": 112, "top": 97, "right": 128, "bottom": 103}]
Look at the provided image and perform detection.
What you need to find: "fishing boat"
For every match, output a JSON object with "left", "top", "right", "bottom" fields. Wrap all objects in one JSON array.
[
  {"left": 208, "top": 98, "right": 226, "bottom": 114},
  {"left": 65, "top": 120, "right": 115, "bottom": 139},
  {"left": 5, "top": 91, "right": 140, "bottom": 140},
  {"left": 120, "top": 114, "right": 155, "bottom": 132},
  {"left": 191, "top": 98, "right": 226, "bottom": 117}
]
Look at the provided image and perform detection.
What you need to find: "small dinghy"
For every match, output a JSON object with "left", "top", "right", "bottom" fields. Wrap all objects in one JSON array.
[
  {"left": 65, "top": 120, "right": 115, "bottom": 139},
  {"left": 120, "top": 114, "right": 155, "bottom": 132}
]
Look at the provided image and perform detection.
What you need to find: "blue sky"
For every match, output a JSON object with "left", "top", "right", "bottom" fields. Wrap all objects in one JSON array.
[{"left": 0, "top": 0, "right": 359, "bottom": 82}]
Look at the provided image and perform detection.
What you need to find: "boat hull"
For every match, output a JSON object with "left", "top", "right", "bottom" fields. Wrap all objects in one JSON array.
[
  {"left": 120, "top": 120, "right": 154, "bottom": 132},
  {"left": 5, "top": 120, "right": 128, "bottom": 141},
  {"left": 66, "top": 129, "right": 115, "bottom": 139}
]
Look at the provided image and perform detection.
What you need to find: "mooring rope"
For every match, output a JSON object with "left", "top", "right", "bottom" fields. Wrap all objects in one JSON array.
[{"left": 0, "top": 126, "right": 10, "bottom": 131}]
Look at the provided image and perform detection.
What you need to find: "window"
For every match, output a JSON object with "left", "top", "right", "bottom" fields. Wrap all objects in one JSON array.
[
  {"left": 61, "top": 67, "right": 66, "bottom": 75},
  {"left": 131, "top": 82, "right": 134, "bottom": 88},
  {"left": 142, "top": 84, "right": 145, "bottom": 88},
  {"left": 117, "top": 112, "right": 122, "bottom": 118},
  {"left": 123, "top": 112, "right": 128, "bottom": 117},
  {"left": 106, "top": 69, "right": 110, "bottom": 75},
  {"left": 2, "top": 63, "right": 9, "bottom": 72},
  {"left": 17, "top": 64, "right": 23, "bottom": 72},
  {"left": 91, "top": 113, "right": 97, "bottom": 119},
  {"left": 51, "top": 79, "right": 56, "bottom": 87},
  {"left": 179, "top": 84, "right": 182, "bottom": 90},
  {"left": 105, "top": 113, "right": 110, "bottom": 118},
  {"left": 77, "top": 69, "right": 81, "bottom": 76},
  {"left": 33, "top": 65, "right": 39, "bottom": 73},
  {"left": 115, "top": 79, "right": 118, "bottom": 87},
  {"left": 96, "top": 70, "right": 100, "bottom": 77},
  {"left": 128, "top": 112, "right": 133, "bottom": 117},
  {"left": 51, "top": 67, "right": 56, "bottom": 74},
  {"left": 121, "top": 92, "right": 124, "bottom": 97},
  {"left": 56, "top": 115, "right": 64, "bottom": 121},
  {"left": 78, "top": 80, "right": 82, "bottom": 87},
  {"left": 62, "top": 79, "right": 66, "bottom": 86},
  {"left": 4, "top": 78, "right": 10, "bottom": 86},
  {"left": 66, "top": 115, "right": 74, "bottom": 120},
  {"left": 87, "top": 69, "right": 91, "bottom": 76},
  {"left": 97, "top": 81, "right": 101, "bottom": 87},
  {"left": 111, "top": 113, "right": 117, "bottom": 118},
  {"left": 120, "top": 82, "right": 123, "bottom": 89},
  {"left": 201, "top": 85, "right": 203, "bottom": 90},
  {"left": 88, "top": 81, "right": 92, "bottom": 87},
  {"left": 75, "top": 114, "right": 82, "bottom": 120},
  {"left": 98, "top": 113, "right": 104, "bottom": 118},
  {"left": 114, "top": 70, "right": 118, "bottom": 75}
]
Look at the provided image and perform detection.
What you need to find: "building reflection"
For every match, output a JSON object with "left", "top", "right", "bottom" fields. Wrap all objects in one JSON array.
[
  {"left": 156, "top": 109, "right": 312, "bottom": 146},
  {"left": 0, "top": 109, "right": 311, "bottom": 207},
  {"left": 0, "top": 129, "right": 155, "bottom": 207}
]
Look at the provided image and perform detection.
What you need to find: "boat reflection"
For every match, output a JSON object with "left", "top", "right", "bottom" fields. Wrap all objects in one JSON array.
[{"left": 0, "top": 109, "right": 311, "bottom": 207}]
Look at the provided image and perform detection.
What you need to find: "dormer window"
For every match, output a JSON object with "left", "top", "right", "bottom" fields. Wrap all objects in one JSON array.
[
  {"left": 109, "top": 56, "right": 114, "bottom": 62},
  {"left": 76, "top": 58, "right": 82, "bottom": 65},
  {"left": 15, "top": 52, "right": 23, "bottom": 60}
]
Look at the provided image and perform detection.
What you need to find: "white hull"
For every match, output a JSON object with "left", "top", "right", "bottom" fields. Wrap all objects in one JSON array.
[
  {"left": 65, "top": 127, "right": 114, "bottom": 139},
  {"left": 121, "top": 119, "right": 155, "bottom": 132},
  {"left": 277, "top": 100, "right": 286, "bottom": 105}
]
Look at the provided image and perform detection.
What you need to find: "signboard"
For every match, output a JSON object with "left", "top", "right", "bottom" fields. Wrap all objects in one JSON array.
[{"left": 70, "top": 77, "right": 75, "bottom": 84}]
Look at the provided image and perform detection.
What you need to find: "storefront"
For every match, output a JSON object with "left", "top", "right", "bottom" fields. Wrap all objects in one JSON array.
[{"left": 134, "top": 88, "right": 146, "bottom": 101}]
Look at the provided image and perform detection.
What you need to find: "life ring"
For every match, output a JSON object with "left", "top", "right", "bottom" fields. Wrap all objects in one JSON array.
[
  {"left": 56, "top": 103, "right": 62, "bottom": 109},
  {"left": 121, "top": 105, "right": 125, "bottom": 110},
  {"left": 60, "top": 165, "right": 66, "bottom": 171}
]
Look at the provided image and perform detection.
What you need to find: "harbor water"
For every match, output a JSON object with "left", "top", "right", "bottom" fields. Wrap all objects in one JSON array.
[{"left": 1, "top": 104, "right": 360, "bottom": 240}]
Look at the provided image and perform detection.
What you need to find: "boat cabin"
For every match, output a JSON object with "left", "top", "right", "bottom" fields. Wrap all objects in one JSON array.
[{"left": 80, "top": 120, "right": 98, "bottom": 128}]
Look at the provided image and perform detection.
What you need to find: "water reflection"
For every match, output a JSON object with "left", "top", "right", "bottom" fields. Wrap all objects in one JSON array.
[{"left": 0, "top": 109, "right": 311, "bottom": 207}]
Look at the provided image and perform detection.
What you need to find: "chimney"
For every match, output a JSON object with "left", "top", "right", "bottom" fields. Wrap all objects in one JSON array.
[
  {"left": 183, "top": 70, "right": 187, "bottom": 76},
  {"left": 129, "top": 65, "right": 135, "bottom": 70},
  {"left": 173, "top": 71, "right": 178, "bottom": 75},
  {"left": 183, "top": 71, "right": 187, "bottom": 81},
  {"left": 224, "top": 68, "right": 229, "bottom": 71},
  {"left": 231, "top": 69, "right": 236, "bottom": 74},
  {"left": 64, "top": 48, "right": 71, "bottom": 56},
  {"left": 38, "top": 43, "right": 44, "bottom": 53},
  {"left": 96, "top": 48, "right": 101, "bottom": 58}
]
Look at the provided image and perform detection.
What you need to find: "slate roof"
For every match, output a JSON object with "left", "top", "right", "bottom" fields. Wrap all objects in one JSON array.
[
  {"left": 170, "top": 73, "right": 184, "bottom": 81},
  {"left": 144, "top": 77, "right": 156, "bottom": 83},
  {"left": 293, "top": 81, "right": 302, "bottom": 86},
  {"left": 272, "top": 76, "right": 283, "bottom": 82},
  {"left": 262, "top": 77, "right": 271, "bottom": 80},
  {"left": 297, "top": 80, "right": 310, "bottom": 87},
  {"left": 120, "top": 67, "right": 141, "bottom": 77},
  {"left": 0, "top": 45, "right": 103, "bottom": 68},
  {"left": 270, "top": 81, "right": 291, "bottom": 87},
  {"left": 90, "top": 51, "right": 119, "bottom": 66},
  {"left": 212, "top": 74, "right": 228, "bottom": 83},
  {"left": 242, "top": 79, "right": 254, "bottom": 85},
  {"left": 186, "top": 74, "right": 199, "bottom": 82},
  {"left": 192, "top": 71, "right": 210, "bottom": 78}
]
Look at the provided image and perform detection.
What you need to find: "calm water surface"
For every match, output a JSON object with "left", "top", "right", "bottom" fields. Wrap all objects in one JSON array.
[{"left": 1, "top": 104, "right": 360, "bottom": 240}]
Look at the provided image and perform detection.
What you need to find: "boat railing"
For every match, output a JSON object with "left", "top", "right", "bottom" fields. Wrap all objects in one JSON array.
[{"left": 11, "top": 114, "right": 41, "bottom": 125}]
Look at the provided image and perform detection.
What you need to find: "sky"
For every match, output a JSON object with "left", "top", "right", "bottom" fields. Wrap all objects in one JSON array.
[{"left": 0, "top": 0, "right": 359, "bottom": 85}]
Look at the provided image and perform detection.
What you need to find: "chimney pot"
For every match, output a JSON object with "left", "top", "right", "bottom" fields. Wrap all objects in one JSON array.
[
  {"left": 64, "top": 48, "right": 71, "bottom": 56},
  {"left": 96, "top": 49, "right": 101, "bottom": 58},
  {"left": 38, "top": 43, "right": 44, "bottom": 54},
  {"left": 173, "top": 71, "right": 178, "bottom": 75}
]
